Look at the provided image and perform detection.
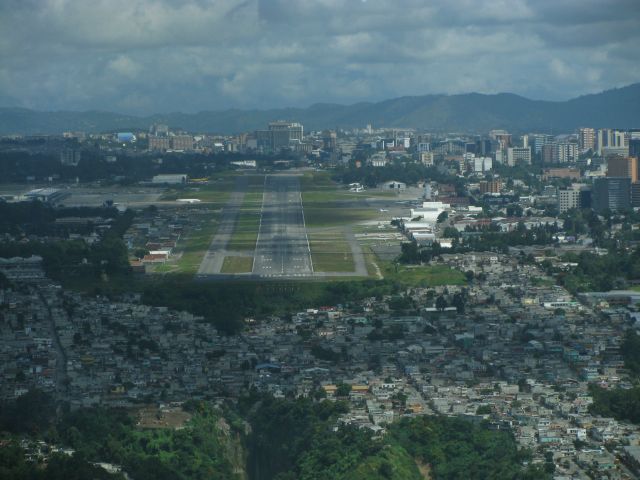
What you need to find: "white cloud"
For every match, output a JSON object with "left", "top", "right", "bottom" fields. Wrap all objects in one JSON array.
[{"left": 0, "top": 0, "right": 638, "bottom": 113}]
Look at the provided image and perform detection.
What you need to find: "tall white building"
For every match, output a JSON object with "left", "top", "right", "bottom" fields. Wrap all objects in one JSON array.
[
  {"left": 473, "top": 157, "right": 492, "bottom": 172},
  {"left": 579, "top": 128, "right": 595, "bottom": 152}
]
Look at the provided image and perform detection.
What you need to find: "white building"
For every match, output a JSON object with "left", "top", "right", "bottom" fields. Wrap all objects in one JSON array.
[
  {"left": 507, "top": 147, "right": 532, "bottom": 166},
  {"left": 151, "top": 174, "right": 188, "bottom": 184},
  {"left": 420, "top": 151, "right": 435, "bottom": 166},
  {"left": 473, "top": 157, "right": 492, "bottom": 172}
]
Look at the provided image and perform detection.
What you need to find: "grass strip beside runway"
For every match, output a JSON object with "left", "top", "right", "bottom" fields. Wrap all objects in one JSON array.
[
  {"left": 221, "top": 256, "right": 253, "bottom": 273},
  {"left": 308, "top": 230, "right": 355, "bottom": 272}
]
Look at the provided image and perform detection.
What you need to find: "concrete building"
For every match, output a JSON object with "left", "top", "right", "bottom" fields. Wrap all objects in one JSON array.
[
  {"left": 578, "top": 128, "right": 595, "bottom": 152},
  {"left": 607, "top": 156, "right": 638, "bottom": 183},
  {"left": 151, "top": 174, "right": 188, "bottom": 185},
  {"left": 507, "top": 147, "right": 531, "bottom": 166},
  {"left": 60, "top": 149, "right": 81, "bottom": 166},
  {"left": 256, "top": 121, "right": 304, "bottom": 151},
  {"left": 479, "top": 180, "right": 501, "bottom": 194},
  {"left": 420, "top": 151, "right": 435, "bottom": 166},
  {"left": 541, "top": 144, "right": 554, "bottom": 164},
  {"left": 602, "top": 146, "right": 630, "bottom": 159},
  {"left": 542, "top": 168, "right": 581, "bottom": 180},
  {"left": 149, "top": 136, "right": 171, "bottom": 151},
  {"left": 557, "top": 188, "right": 581, "bottom": 213},
  {"left": 631, "top": 182, "right": 640, "bottom": 208},
  {"left": 23, "top": 188, "right": 67, "bottom": 203},
  {"left": 171, "top": 135, "right": 194, "bottom": 151},
  {"left": 473, "top": 157, "right": 492, "bottom": 172}
]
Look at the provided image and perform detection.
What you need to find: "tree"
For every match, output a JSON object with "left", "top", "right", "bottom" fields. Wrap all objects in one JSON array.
[
  {"left": 437, "top": 211, "right": 448, "bottom": 223},
  {"left": 335, "top": 383, "right": 352, "bottom": 397},
  {"left": 443, "top": 226, "right": 460, "bottom": 238},
  {"left": 435, "top": 295, "right": 447, "bottom": 312},
  {"left": 452, "top": 292, "right": 466, "bottom": 313}
]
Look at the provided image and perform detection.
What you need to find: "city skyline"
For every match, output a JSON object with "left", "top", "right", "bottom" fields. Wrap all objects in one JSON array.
[{"left": 1, "top": 0, "right": 639, "bottom": 115}]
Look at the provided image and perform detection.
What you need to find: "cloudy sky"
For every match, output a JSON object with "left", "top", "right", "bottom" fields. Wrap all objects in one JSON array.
[{"left": 1, "top": 0, "right": 639, "bottom": 114}]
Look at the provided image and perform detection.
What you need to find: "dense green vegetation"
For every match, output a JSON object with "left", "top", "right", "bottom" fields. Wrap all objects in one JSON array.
[
  {"left": 338, "top": 161, "right": 466, "bottom": 189},
  {"left": 0, "top": 392, "right": 243, "bottom": 480},
  {"left": 589, "top": 331, "right": 640, "bottom": 424},
  {"left": 242, "top": 395, "right": 548, "bottom": 480},
  {"left": 388, "top": 416, "right": 548, "bottom": 480},
  {"left": 589, "top": 385, "right": 640, "bottom": 424},
  {"left": 0, "top": 147, "right": 290, "bottom": 183},
  {"left": 551, "top": 247, "right": 640, "bottom": 293},
  {"left": 1, "top": 390, "right": 550, "bottom": 480},
  {"left": 0, "top": 202, "right": 133, "bottom": 281},
  {"left": 0, "top": 201, "right": 129, "bottom": 236},
  {"left": 58, "top": 405, "right": 241, "bottom": 480},
  {"left": 141, "top": 277, "right": 402, "bottom": 333}
]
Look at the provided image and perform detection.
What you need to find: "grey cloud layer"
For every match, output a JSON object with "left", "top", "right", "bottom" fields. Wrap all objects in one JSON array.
[{"left": 1, "top": 0, "right": 638, "bottom": 114}]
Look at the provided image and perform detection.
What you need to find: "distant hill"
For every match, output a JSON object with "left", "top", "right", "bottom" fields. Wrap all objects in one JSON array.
[{"left": 1, "top": 83, "right": 639, "bottom": 135}]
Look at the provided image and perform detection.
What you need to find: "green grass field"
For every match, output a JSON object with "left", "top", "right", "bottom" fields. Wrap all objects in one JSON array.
[
  {"left": 301, "top": 172, "right": 382, "bottom": 227},
  {"left": 227, "top": 189, "right": 263, "bottom": 251},
  {"left": 308, "top": 230, "right": 355, "bottom": 272},
  {"left": 161, "top": 174, "right": 264, "bottom": 205},
  {"left": 380, "top": 262, "right": 466, "bottom": 287},
  {"left": 221, "top": 256, "right": 253, "bottom": 273}
]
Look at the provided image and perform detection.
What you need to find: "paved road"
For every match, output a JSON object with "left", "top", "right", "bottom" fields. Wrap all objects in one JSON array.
[
  {"left": 252, "top": 175, "right": 314, "bottom": 278},
  {"left": 344, "top": 227, "right": 368, "bottom": 277},
  {"left": 196, "top": 176, "right": 248, "bottom": 275}
]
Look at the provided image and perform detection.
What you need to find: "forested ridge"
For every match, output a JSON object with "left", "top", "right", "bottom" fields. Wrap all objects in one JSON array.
[{"left": 0, "top": 392, "right": 550, "bottom": 480}]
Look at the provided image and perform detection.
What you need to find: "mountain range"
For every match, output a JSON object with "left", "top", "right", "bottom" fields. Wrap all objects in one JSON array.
[{"left": 1, "top": 83, "right": 639, "bottom": 135}]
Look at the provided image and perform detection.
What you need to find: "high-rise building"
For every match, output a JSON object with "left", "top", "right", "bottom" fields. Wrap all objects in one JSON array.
[
  {"left": 607, "top": 156, "right": 638, "bottom": 183},
  {"left": 530, "top": 133, "right": 554, "bottom": 155},
  {"left": 596, "top": 129, "right": 626, "bottom": 155},
  {"left": 632, "top": 182, "right": 640, "bottom": 208},
  {"left": 479, "top": 180, "right": 501, "bottom": 194},
  {"left": 171, "top": 135, "right": 194, "bottom": 151},
  {"left": 630, "top": 139, "right": 640, "bottom": 159},
  {"left": 557, "top": 188, "right": 581, "bottom": 213},
  {"left": 541, "top": 144, "right": 555, "bottom": 164},
  {"left": 323, "top": 130, "right": 337, "bottom": 151},
  {"left": 256, "top": 121, "right": 305, "bottom": 151},
  {"left": 579, "top": 128, "right": 595, "bottom": 152},
  {"left": 592, "top": 177, "right": 631, "bottom": 212},
  {"left": 148, "top": 136, "right": 171, "bottom": 151},
  {"left": 596, "top": 129, "right": 613, "bottom": 155},
  {"left": 555, "top": 143, "right": 578, "bottom": 163},
  {"left": 507, "top": 147, "right": 531, "bottom": 166},
  {"left": 475, "top": 139, "right": 492, "bottom": 156},
  {"left": 473, "top": 157, "right": 492, "bottom": 172}
]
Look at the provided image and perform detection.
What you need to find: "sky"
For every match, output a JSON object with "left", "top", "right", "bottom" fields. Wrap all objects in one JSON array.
[{"left": 1, "top": 0, "right": 639, "bottom": 115}]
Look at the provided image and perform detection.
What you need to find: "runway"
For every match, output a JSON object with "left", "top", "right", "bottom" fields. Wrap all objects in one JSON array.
[
  {"left": 196, "top": 176, "right": 247, "bottom": 275},
  {"left": 252, "top": 175, "right": 314, "bottom": 277}
]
